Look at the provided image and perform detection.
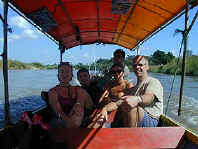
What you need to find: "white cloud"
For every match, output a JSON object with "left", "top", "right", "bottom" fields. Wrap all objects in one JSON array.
[
  {"left": 22, "top": 29, "right": 38, "bottom": 39},
  {"left": 9, "top": 34, "right": 21, "bottom": 40},
  {"left": 2, "top": 31, "right": 37, "bottom": 43},
  {"left": 8, "top": 16, "right": 38, "bottom": 39},
  {"left": 0, "top": 35, "right": 20, "bottom": 43},
  {"left": 9, "top": 16, "right": 31, "bottom": 29},
  {"left": 139, "top": 45, "right": 155, "bottom": 56}
]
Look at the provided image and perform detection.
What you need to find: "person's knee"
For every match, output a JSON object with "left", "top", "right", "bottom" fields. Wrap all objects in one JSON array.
[{"left": 137, "top": 112, "right": 158, "bottom": 127}]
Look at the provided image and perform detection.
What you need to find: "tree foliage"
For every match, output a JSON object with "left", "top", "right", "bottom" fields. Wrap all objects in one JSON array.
[
  {"left": 31, "top": 62, "right": 45, "bottom": 69},
  {"left": 150, "top": 50, "right": 175, "bottom": 65}
]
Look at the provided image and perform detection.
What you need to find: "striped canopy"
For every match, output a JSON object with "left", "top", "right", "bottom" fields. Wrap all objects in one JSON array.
[{"left": 9, "top": 0, "right": 197, "bottom": 50}]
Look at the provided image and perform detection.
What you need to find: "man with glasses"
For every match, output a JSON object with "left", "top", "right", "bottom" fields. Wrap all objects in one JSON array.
[{"left": 120, "top": 55, "right": 163, "bottom": 127}]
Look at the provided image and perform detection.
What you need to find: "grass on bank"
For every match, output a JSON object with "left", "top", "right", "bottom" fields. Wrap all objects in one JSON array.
[
  {"left": 149, "top": 56, "right": 198, "bottom": 76},
  {"left": 0, "top": 60, "right": 57, "bottom": 70}
]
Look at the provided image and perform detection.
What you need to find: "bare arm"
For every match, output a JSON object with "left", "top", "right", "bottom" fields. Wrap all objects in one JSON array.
[
  {"left": 48, "top": 88, "right": 70, "bottom": 123},
  {"left": 140, "top": 91, "right": 155, "bottom": 105},
  {"left": 103, "top": 101, "right": 118, "bottom": 112},
  {"left": 127, "top": 81, "right": 134, "bottom": 88},
  {"left": 103, "top": 80, "right": 134, "bottom": 111},
  {"left": 67, "top": 87, "right": 87, "bottom": 127},
  {"left": 121, "top": 91, "right": 155, "bottom": 109},
  {"left": 76, "top": 87, "right": 88, "bottom": 107},
  {"left": 82, "top": 89, "right": 93, "bottom": 110}
]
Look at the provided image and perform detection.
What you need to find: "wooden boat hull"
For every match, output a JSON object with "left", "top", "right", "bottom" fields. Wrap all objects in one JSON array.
[
  {"left": 1, "top": 91, "right": 198, "bottom": 148},
  {"left": 159, "top": 114, "right": 198, "bottom": 149},
  {"left": 1, "top": 109, "right": 198, "bottom": 149},
  {"left": 49, "top": 127, "right": 185, "bottom": 149}
]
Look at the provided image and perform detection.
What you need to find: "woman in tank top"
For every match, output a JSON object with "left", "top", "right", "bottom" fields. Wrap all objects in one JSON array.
[{"left": 48, "top": 62, "right": 92, "bottom": 128}]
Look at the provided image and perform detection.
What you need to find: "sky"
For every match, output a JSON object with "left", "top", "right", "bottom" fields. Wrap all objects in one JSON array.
[{"left": 0, "top": 1, "right": 198, "bottom": 65}]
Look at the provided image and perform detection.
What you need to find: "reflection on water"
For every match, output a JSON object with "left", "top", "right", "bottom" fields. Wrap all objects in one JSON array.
[{"left": 0, "top": 70, "right": 198, "bottom": 133}]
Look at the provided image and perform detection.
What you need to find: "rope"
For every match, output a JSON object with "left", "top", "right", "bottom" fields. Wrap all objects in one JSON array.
[{"left": 164, "top": 33, "right": 184, "bottom": 116}]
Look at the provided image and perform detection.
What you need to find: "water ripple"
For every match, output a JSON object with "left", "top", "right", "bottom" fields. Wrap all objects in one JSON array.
[{"left": 0, "top": 95, "right": 46, "bottom": 128}]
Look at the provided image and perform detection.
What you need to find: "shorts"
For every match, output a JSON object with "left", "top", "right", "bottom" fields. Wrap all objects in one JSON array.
[{"left": 138, "top": 112, "right": 158, "bottom": 127}]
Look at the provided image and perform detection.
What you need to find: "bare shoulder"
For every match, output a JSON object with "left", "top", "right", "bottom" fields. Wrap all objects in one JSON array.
[
  {"left": 124, "top": 81, "right": 135, "bottom": 94},
  {"left": 148, "top": 77, "right": 162, "bottom": 87},
  {"left": 125, "top": 80, "right": 134, "bottom": 88},
  {"left": 48, "top": 86, "right": 57, "bottom": 94},
  {"left": 48, "top": 86, "right": 58, "bottom": 102},
  {"left": 73, "top": 86, "right": 86, "bottom": 95}
]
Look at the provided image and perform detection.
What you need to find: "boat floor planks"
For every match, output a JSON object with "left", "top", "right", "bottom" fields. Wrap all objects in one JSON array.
[{"left": 49, "top": 127, "right": 185, "bottom": 149}]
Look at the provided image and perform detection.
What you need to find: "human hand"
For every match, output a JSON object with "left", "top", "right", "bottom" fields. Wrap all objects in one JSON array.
[
  {"left": 99, "top": 108, "right": 108, "bottom": 121},
  {"left": 68, "top": 102, "right": 84, "bottom": 127},
  {"left": 69, "top": 102, "right": 83, "bottom": 117},
  {"left": 94, "top": 108, "right": 108, "bottom": 125},
  {"left": 121, "top": 96, "right": 139, "bottom": 112}
]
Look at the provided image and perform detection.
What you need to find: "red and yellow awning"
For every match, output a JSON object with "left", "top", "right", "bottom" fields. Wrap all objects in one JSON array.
[{"left": 9, "top": 0, "right": 193, "bottom": 50}]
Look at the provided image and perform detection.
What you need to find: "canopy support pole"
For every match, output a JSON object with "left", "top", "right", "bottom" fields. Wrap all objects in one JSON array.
[
  {"left": 60, "top": 50, "right": 63, "bottom": 63},
  {"left": 59, "top": 42, "right": 65, "bottom": 63},
  {"left": 1, "top": 0, "right": 11, "bottom": 126},
  {"left": 178, "top": 0, "right": 189, "bottom": 116},
  {"left": 136, "top": 45, "right": 139, "bottom": 55}
]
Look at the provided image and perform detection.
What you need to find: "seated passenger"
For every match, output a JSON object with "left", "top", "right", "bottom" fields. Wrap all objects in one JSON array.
[
  {"left": 90, "top": 64, "right": 134, "bottom": 128},
  {"left": 77, "top": 68, "right": 103, "bottom": 108},
  {"left": 48, "top": 62, "right": 92, "bottom": 128},
  {"left": 97, "top": 49, "right": 130, "bottom": 91},
  {"left": 113, "top": 49, "right": 130, "bottom": 81},
  {"left": 121, "top": 55, "right": 163, "bottom": 127}
]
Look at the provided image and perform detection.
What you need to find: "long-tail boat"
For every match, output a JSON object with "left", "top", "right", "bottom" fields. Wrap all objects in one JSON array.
[{"left": 1, "top": 0, "right": 198, "bottom": 148}]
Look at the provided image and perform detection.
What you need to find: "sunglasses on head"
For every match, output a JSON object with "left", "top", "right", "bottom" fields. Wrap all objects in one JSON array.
[
  {"left": 111, "top": 69, "right": 123, "bottom": 74},
  {"left": 133, "top": 63, "right": 145, "bottom": 67}
]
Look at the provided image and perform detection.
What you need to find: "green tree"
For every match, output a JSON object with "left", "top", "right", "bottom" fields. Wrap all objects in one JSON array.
[
  {"left": 152, "top": 50, "right": 175, "bottom": 65},
  {"left": 0, "top": 60, "right": 2, "bottom": 69},
  {"left": 31, "top": 62, "right": 45, "bottom": 69},
  {"left": 152, "top": 50, "right": 166, "bottom": 65}
]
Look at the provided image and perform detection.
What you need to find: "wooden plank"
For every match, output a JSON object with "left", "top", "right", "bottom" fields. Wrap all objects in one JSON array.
[{"left": 49, "top": 127, "right": 185, "bottom": 149}]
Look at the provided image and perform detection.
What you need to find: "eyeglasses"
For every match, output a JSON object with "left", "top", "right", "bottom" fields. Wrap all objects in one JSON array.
[
  {"left": 111, "top": 69, "right": 123, "bottom": 74},
  {"left": 133, "top": 63, "right": 146, "bottom": 67}
]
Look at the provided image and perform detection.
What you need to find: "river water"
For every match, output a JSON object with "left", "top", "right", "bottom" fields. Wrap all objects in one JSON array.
[{"left": 0, "top": 70, "right": 198, "bottom": 133}]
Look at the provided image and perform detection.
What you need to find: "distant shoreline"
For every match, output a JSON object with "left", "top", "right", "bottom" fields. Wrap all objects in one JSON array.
[{"left": 1, "top": 56, "right": 198, "bottom": 76}]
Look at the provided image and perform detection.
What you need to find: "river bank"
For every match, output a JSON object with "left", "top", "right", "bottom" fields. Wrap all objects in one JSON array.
[
  {"left": 1, "top": 55, "right": 198, "bottom": 76},
  {"left": 149, "top": 56, "right": 198, "bottom": 76}
]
